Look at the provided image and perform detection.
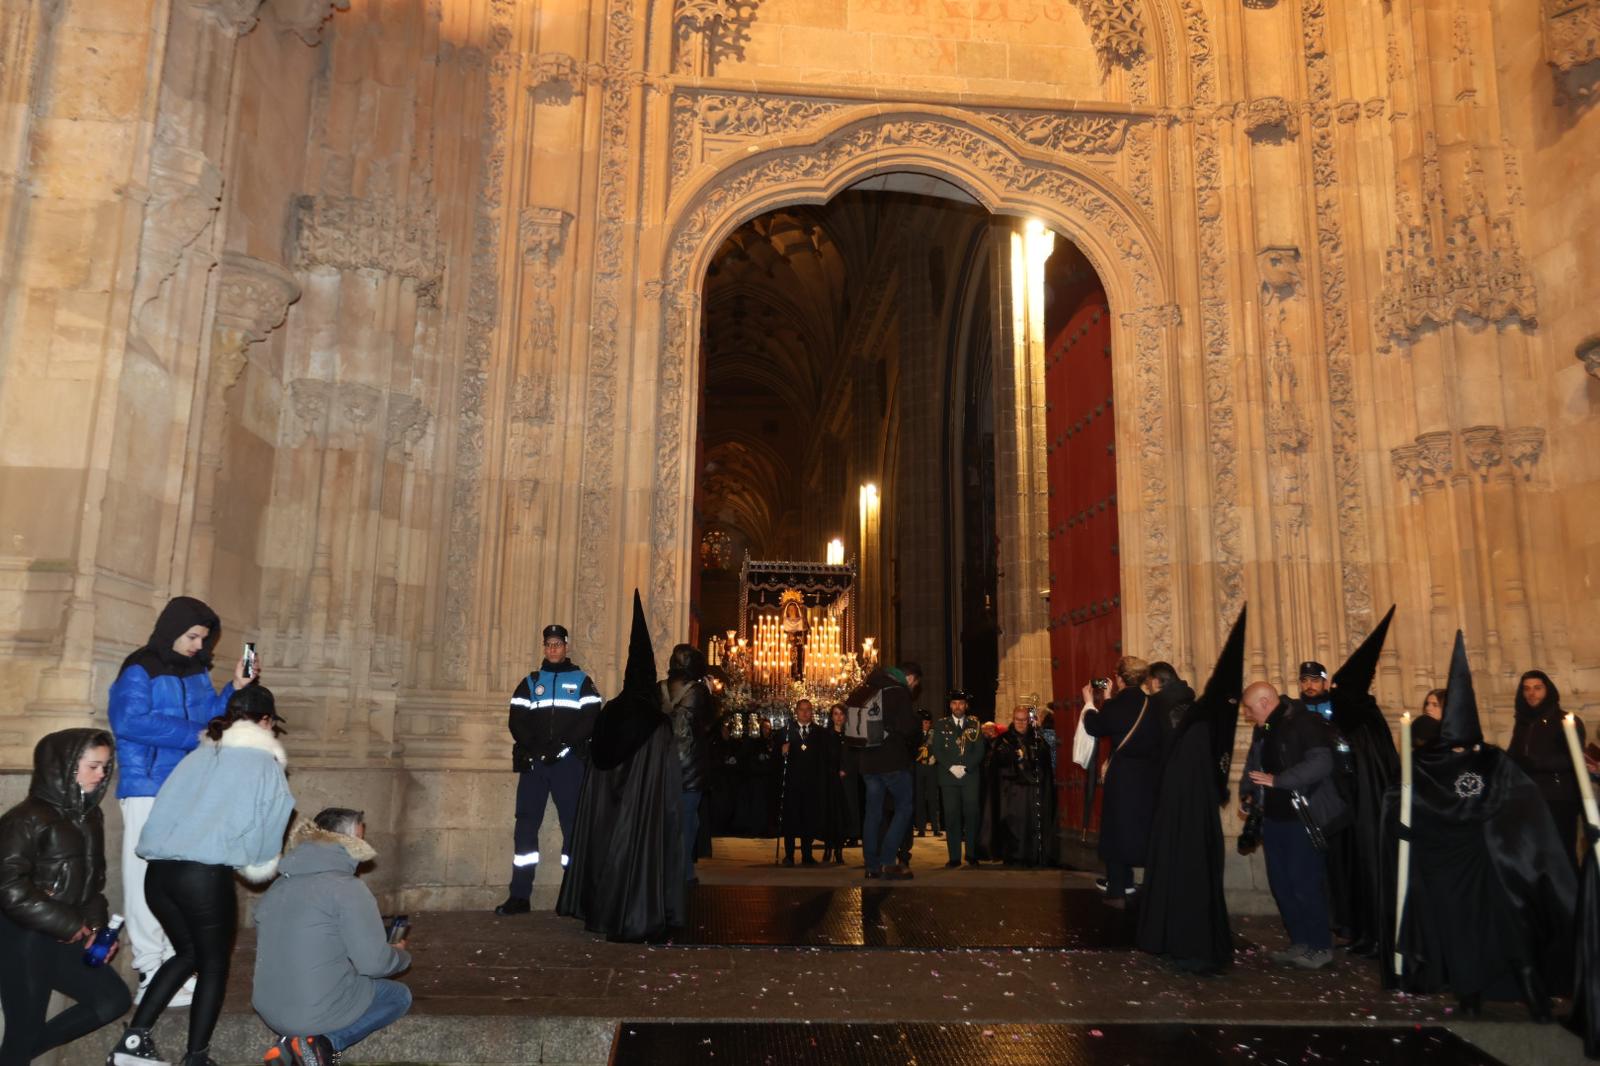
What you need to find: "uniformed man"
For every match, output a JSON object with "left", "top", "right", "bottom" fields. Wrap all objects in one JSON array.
[
  {"left": 495, "top": 624, "right": 602, "bottom": 916},
  {"left": 775, "top": 700, "right": 828, "bottom": 865},
  {"left": 929, "top": 689, "right": 986, "bottom": 868}
]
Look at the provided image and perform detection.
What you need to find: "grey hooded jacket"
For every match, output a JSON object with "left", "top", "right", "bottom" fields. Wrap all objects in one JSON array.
[{"left": 251, "top": 822, "right": 410, "bottom": 1036}]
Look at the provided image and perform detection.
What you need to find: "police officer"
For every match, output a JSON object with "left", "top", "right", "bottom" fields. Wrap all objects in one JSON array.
[{"left": 495, "top": 624, "right": 602, "bottom": 916}]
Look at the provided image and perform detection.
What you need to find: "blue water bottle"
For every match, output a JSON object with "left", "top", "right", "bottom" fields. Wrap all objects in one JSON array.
[{"left": 83, "top": 914, "right": 124, "bottom": 967}]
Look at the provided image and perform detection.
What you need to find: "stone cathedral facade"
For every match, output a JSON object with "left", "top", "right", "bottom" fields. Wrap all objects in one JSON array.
[{"left": 0, "top": 0, "right": 1596, "bottom": 905}]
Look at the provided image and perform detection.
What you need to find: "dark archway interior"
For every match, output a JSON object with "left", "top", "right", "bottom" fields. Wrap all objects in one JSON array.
[{"left": 691, "top": 181, "right": 1113, "bottom": 725}]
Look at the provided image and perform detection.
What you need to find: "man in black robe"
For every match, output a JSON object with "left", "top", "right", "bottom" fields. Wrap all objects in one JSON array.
[
  {"left": 989, "top": 706, "right": 1057, "bottom": 867},
  {"left": 1136, "top": 607, "right": 1245, "bottom": 974},
  {"left": 556, "top": 592, "right": 685, "bottom": 943},
  {"left": 1383, "top": 631, "right": 1576, "bottom": 1019},
  {"left": 1325, "top": 606, "right": 1401, "bottom": 957},
  {"left": 774, "top": 700, "right": 828, "bottom": 865}
]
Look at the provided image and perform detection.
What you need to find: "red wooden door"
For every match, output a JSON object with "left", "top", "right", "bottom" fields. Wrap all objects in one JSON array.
[{"left": 1044, "top": 275, "right": 1120, "bottom": 836}]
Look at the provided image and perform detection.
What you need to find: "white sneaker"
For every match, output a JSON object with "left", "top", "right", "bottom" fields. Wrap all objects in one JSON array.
[
  {"left": 168, "top": 975, "right": 197, "bottom": 1009},
  {"left": 132, "top": 970, "right": 154, "bottom": 1006}
]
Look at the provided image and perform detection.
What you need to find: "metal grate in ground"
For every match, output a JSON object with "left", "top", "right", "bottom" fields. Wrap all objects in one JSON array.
[
  {"left": 610, "top": 1022, "right": 1503, "bottom": 1066},
  {"left": 672, "top": 886, "right": 1139, "bottom": 949}
]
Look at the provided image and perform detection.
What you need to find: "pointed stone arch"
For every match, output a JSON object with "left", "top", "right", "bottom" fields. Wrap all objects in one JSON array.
[{"left": 641, "top": 108, "right": 1186, "bottom": 661}]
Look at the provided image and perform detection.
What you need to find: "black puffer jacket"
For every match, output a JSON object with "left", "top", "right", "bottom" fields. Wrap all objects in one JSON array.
[
  {"left": 664, "top": 675, "right": 715, "bottom": 792},
  {"left": 0, "top": 729, "right": 114, "bottom": 939}
]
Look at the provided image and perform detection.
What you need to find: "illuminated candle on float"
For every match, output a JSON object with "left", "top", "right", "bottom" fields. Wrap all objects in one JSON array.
[{"left": 1563, "top": 713, "right": 1600, "bottom": 829}]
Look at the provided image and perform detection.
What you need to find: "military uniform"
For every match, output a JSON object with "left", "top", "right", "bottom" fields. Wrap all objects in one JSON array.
[{"left": 929, "top": 698, "right": 986, "bottom": 865}]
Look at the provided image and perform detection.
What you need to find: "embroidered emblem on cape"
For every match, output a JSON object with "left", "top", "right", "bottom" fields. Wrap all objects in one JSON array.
[
  {"left": 1453, "top": 771, "right": 1485, "bottom": 799},
  {"left": 534, "top": 684, "right": 546, "bottom": 696}
]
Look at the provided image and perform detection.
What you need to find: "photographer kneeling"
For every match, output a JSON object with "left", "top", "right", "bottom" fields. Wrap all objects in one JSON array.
[{"left": 253, "top": 809, "right": 411, "bottom": 1066}]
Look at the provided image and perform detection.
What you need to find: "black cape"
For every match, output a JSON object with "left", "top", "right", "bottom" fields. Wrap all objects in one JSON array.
[
  {"left": 1382, "top": 743, "right": 1576, "bottom": 1000},
  {"left": 1327, "top": 607, "right": 1401, "bottom": 952},
  {"left": 1136, "top": 607, "right": 1245, "bottom": 974},
  {"left": 555, "top": 594, "right": 686, "bottom": 942},
  {"left": 986, "top": 726, "right": 1058, "bottom": 867},
  {"left": 1568, "top": 827, "right": 1600, "bottom": 1057}
]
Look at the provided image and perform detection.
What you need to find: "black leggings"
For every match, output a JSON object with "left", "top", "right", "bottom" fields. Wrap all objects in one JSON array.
[
  {"left": 0, "top": 909, "right": 131, "bottom": 1066},
  {"left": 131, "top": 860, "right": 237, "bottom": 1055}
]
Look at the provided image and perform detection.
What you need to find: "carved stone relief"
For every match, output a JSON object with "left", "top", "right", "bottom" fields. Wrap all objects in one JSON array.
[
  {"left": 1393, "top": 426, "right": 1546, "bottom": 495},
  {"left": 442, "top": 14, "right": 516, "bottom": 687},
  {"left": 1542, "top": 0, "right": 1600, "bottom": 95},
  {"left": 651, "top": 113, "right": 1168, "bottom": 654},
  {"left": 574, "top": 0, "right": 640, "bottom": 649},
  {"left": 294, "top": 193, "right": 442, "bottom": 281},
  {"left": 1070, "top": 0, "right": 1148, "bottom": 70},
  {"left": 131, "top": 143, "right": 224, "bottom": 320},
  {"left": 1377, "top": 136, "right": 1539, "bottom": 348},
  {"left": 673, "top": 0, "right": 763, "bottom": 75},
  {"left": 1304, "top": 0, "right": 1374, "bottom": 638},
  {"left": 213, "top": 252, "right": 300, "bottom": 357},
  {"left": 1579, "top": 336, "right": 1600, "bottom": 378},
  {"left": 1244, "top": 96, "right": 1299, "bottom": 141}
]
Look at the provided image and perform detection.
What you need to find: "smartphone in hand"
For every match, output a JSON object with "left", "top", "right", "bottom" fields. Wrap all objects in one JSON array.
[
  {"left": 384, "top": 914, "right": 410, "bottom": 944},
  {"left": 243, "top": 641, "right": 257, "bottom": 680}
]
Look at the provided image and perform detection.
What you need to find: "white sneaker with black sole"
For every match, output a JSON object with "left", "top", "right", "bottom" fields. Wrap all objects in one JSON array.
[{"left": 108, "top": 1027, "right": 169, "bottom": 1066}]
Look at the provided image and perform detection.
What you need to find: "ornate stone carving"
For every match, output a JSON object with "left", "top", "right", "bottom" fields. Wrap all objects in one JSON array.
[
  {"left": 1416, "top": 431, "right": 1456, "bottom": 491},
  {"left": 1304, "top": 0, "right": 1374, "bottom": 639},
  {"left": 1542, "top": 0, "right": 1600, "bottom": 90},
  {"left": 1244, "top": 96, "right": 1300, "bottom": 140},
  {"left": 264, "top": 0, "right": 347, "bottom": 42},
  {"left": 576, "top": 0, "right": 640, "bottom": 647},
  {"left": 213, "top": 252, "right": 300, "bottom": 355},
  {"left": 1461, "top": 425, "right": 1505, "bottom": 481},
  {"left": 1505, "top": 426, "right": 1547, "bottom": 481},
  {"left": 673, "top": 0, "right": 762, "bottom": 74},
  {"left": 1579, "top": 336, "right": 1600, "bottom": 378},
  {"left": 1070, "top": 0, "right": 1148, "bottom": 69},
  {"left": 1258, "top": 246, "right": 1303, "bottom": 301},
  {"left": 520, "top": 208, "right": 572, "bottom": 364},
  {"left": 1378, "top": 137, "right": 1539, "bottom": 348},
  {"left": 984, "top": 113, "right": 1132, "bottom": 155},
  {"left": 385, "top": 396, "right": 431, "bottom": 455},
  {"left": 651, "top": 114, "right": 1163, "bottom": 650},
  {"left": 443, "top": 15, "right": 517, "bottom": 686},
  {"left": 294, "top": 193, "right": 442, "bottom": 281},
  {"left": 132, "top": 143, "right": 224, "bottom": 317}
]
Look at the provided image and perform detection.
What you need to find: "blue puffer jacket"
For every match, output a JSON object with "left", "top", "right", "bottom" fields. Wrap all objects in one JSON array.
[{"left": 108, "top": 667, "right": 233, "bottom": 799}]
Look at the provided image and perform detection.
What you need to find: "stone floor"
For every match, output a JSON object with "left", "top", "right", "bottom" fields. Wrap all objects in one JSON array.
[{"left": 46, "top": 836, "right": 1595, "bottom": 1065}]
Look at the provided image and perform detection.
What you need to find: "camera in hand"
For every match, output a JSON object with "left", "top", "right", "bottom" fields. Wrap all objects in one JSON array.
[
  {"left": 383, "top": 914, "right": 410, "bottom": 944},
  {"left": 1091, "top": 678, "right": 1110, "bottom": 691},
  {"left": 243, "top": 641, "right": 257, "bottom": 679},
  {"left": 1236, "top": 802, "right": 1264, "bottom": 856}
]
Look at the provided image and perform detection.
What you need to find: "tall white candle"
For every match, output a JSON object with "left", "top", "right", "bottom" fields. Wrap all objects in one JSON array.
[
  {"left": 1394, "top": 711, "right": 1413, "bottom": 978},
  {"left": 1563, "top": 713, "right": 1600, "bottom": 830}
]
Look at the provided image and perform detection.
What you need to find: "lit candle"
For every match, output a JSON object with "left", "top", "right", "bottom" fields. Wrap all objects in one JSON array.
[
  {"left": 1394, "top": 710, "right": 1413, "bottom": 978},
  {"left": 1563, "top": 713, "right": 1600, "bottom": 830}
]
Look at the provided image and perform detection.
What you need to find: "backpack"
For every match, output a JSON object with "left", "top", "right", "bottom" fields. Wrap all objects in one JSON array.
[{"left": 842, "top": 684, "right": 886, "bottom": 749}]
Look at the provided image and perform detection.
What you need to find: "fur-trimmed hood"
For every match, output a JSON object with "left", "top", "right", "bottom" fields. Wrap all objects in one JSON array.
[
  {"left": 208, "top": 719, "right": 289, "bottom": 767},
  {"left": 276, "top": 821, "right": 376, "bottom": 877}
]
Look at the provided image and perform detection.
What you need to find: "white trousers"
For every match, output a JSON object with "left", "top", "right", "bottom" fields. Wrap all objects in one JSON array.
[{"left": 118, "top": 797, "right": 174, "bottom": 976}]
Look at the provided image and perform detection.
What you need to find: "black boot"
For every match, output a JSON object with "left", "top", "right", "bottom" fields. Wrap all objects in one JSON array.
[{"left": 1518, "top": 965, "right": 1553, "bottom": 1023}]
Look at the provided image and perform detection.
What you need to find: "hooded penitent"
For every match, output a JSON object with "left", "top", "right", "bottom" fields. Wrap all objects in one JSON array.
[
  {"left": 0, "top": 729, "right": 115, "bottom": 939},
  {"left": 556, "top": 591, "right": 686, "bottom": 942},
  {"left": 1382, "top": 631, "right": 1576, "bottom": 1017},
  {"left": 1326, "top": 605, "right": 1401, "bottom": 955},
  {"left": 1136, "top": 606, "right": 1246, "bottom": 974}
]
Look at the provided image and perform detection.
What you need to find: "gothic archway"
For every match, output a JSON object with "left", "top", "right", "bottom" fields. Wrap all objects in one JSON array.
[{"left": 641, "top": 108, "right": 1187, "bottom": 664}]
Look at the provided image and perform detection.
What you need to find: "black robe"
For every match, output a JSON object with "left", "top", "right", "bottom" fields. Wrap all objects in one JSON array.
[
  {"left": 1568, "top": 828, "right": 1600, "bottom": 1057},
  {"left": 1328, "top": 691, "right": 1400, "bottom": 951},
  {"left": 1136, "top": 713, "right": 1233, "bottom": 973},
  {"left": 987, "top": 726, "right": 1057, "bottom": 866},
  {"left": 1382, "top": 743, "right": 1577, "bottom": 1003},
  {"left": 556, "top": 696, "right": 685, "bottom": 942}
]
